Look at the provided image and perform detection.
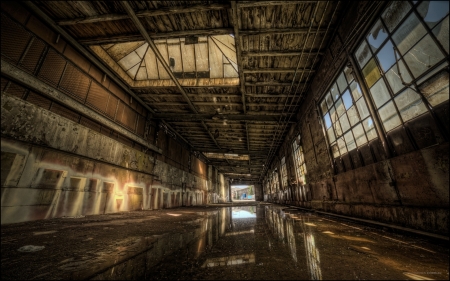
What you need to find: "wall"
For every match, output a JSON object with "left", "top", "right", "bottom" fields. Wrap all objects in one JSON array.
[
  {"left": 262, "top": 1, "right": 449, "bottom": 235},
  {"left": 0, "top": 1, "right": 231, "bottom": 224}
]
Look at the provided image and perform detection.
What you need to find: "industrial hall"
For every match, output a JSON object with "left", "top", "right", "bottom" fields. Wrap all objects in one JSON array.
[{"left": 1, "top": 1, "right": 448, "bottom": 280}]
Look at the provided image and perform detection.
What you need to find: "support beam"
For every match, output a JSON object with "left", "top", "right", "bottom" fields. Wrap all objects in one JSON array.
[
  {"left": 79, "top": 28, "right": 234, "bottom": 45},
  {"left": 243, "top": 68, "right": 314, "bottom": 74},
  {"left": 240, "top": 27, "right": 330, "bottom": 36},
  {"left": 241, "top": 50, "right": 324, "bottom": 57},
  {"left": 231, "top": 1, "right": 247, "bottom": 114},
  {"left": 244, "top": 82, "right": 304, "bottom": 87},
  {"left": 57, "top": 3, "right": 231, "bottom": 25},
  {"left": 152, "top": 113, "right": 296, "bottom": 122},
  {"left": 237, "top": 1, "right": 315, "bottom": 8},
  {"left": 1, "top": 59, "right": 162, "bottom": 154}
]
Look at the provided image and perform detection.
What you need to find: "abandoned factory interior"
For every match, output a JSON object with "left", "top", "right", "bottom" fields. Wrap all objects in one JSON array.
[{"left": 1, "top": 1, "right": 449, "bottom": 280}]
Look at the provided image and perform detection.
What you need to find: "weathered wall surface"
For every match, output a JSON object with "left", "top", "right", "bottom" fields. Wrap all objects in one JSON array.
[
  {"left": 1, "top": 93, "right": 221, "bottom": 224},
  {"left": 262, "top": 1, "right": 449, "bottom": 235}
]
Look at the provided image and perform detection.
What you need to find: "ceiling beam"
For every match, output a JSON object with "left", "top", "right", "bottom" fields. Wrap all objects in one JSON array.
[
  {"left": 237, "top": 1, "right": 315, "bottom": 8},
  {"left": 244, "top": 82, "right": 304, "bottom": 87},
  {"left": 152, "top": 113, "right": 296, "bottom": 122},
  {"left": 243, "top": 68, "right": 314, "bottom": 74},
  {"left": 57, "top": 3, "right": 231, "bottom": 25},
  {"left": 240, "top": 27, "right": 331, "bottom": 36},
  {"left": 138, "top": 93, "right": 299, "bottom": 98},
  {"left": 231, "top": 1, "right": 247, "bottom": 114},
  {"left": 242, "top": 50, "right": 324, "bottom": 57},
  {"left": 78, "top": 28, "right": 234, "bottom": 45}
]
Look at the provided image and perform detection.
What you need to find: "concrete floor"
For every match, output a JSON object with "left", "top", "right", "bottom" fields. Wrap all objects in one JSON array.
[{"left": 1, "top": 203, "right": 448, "bottom": 280}]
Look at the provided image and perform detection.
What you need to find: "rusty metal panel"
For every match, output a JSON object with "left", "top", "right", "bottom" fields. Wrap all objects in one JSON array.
[
  {"left": 5, "top": 81, "right": 27, "bottom": 99},
  {"left": 1, "top": 13, "right": 31, "bottom": 64},
  {"left": 50, "top": 102, "right": 80, "bottom": 123},
  {"left": 349, "top": 150, "right": 363, "bottom": 169},
  {"left": 387, "top": 127, "right": 415, "bottom": 156},
  {"left": 86, "top": 81, "right": 108, "bottom": 113},
  {"left": 117, "top": 134, "right": 134, "bottom": 148},
  {"left": 80, "top": 116, "right": 101, "bottom": 133},
  {"left": 59, "top": 63, "right": 90, "bottom": 102},
  {"left": 369, "top": 138, "right": 387, "bottom": 162},
  {"left": 38, "top": 49, "right": 66, "bottom": 86},
  {"left": 334, "top": 158, "right": 345, "bottom": 174},
  {"left": 25, "top": 91, "right": 52, "bottom": 110},
  {"left": 136, "top": 116, "right": 146, "bottom": 137},
  {"left": 341, "top": 154, "right": 353, "bottom": 172},
  {"left": 20, "top": 37, "right": 46, "bottom": 74},
  {"left": 406, "top": 112, "right": 442, "bottom": 150}
]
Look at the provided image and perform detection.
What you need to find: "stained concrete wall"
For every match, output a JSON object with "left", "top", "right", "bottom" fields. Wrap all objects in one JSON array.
[{"left": 262, "top": 2, "right": 449, "bottom": 235}]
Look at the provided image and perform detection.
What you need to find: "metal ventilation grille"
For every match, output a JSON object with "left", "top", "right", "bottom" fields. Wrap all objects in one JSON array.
[
  {"left": 4, "top": 82, "right": 27, "bottom": 99},
  {"left": 86, "top": 81, "right": 108, "bottom": 113},
  {"left": 105, "top": 95, "right": 118, "bottom": 119},
  {"left": 26, "top": 91, "right": 51, "bottom": 110},
  {"left": 0, "top": 13, "right": 31, "bottom": 64},
  {"left": 80, "top": 116, "right": 101, "bottom": 133},
  {"left": 38, "top": 49, "right": 66, "bottom": 86},
  {"left": 59, "top": 63, "right": 90, "bottom": 102},
  {"left": 50, "top": 102, "right": 80, "bottom": 123},
  {"left": 20, "top": 38, "right": 45, "bottom": 74}
]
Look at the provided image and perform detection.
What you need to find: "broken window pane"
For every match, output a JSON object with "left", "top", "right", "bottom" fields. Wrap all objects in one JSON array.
[
  {"left": 376, "top": 40, "right": 396, "bottom": 72},
  {"left": 403, "top": 34, "right": 445, "bottom": 78},
  {"left": 394, "top": 88, "right": 428, "bottom": 121},
  {"left": 362, "top": 58, "right": 381, "bottom": 88},
  {"left": 356, "top": 98, "right": 370, "bottom": 120},
  {"left": 363, "top": 117, "right": 378, "bottom": 141},
  {"left": 347, "top": 106, "right": 360, "bottom": 126},
  {"left": 367, "top": 20, "right": 388, "bottom": 52},
  {"left": 392, "top": 13, "right": 427, "bottom": 55},
  {"left": 342, "top": 90, "right": 353, "bottom": 110},
  {"left": 324, "top": 113, "right": 332, "bottom": 129},
  {"left": 355, "top": 40, "right": 372, "bottom": 68},
  {"left": 337, "top": 137, "right": 347, "bottom": 155},
  {"left": 337, "top": 72, "right": 348, "bottom": 93},
  {"left": 370, "top": 78, "right": 391, "bottom": 108},
  {"left": 382, "top": 1, "right": 412, "bottom": 32},
  {"left": 418, "top": 67, "right": 449, "bottom": 106},
  {"left": 379, "top": 101, "right": 402, "bottom": 131},
  {"left": 433, "top": 16, "right": 449, "bottom": 53},
  {"left": 353, "top": 124, "right": 368, "bottom": 146},
  {"left": 418, "top": 1, "right": 449, "bottom": 29},
  {"left": 327, "top": 127, "right": 336, "bottom": 143},
  {"left": 385, "top": 60, "right": 412, "bottom": 94},
  {"left": 350, "top": 81, "right": 363, "bottom": 101},
  {"left": 344, "top": 131, "right": 357, "bottom": 151}
]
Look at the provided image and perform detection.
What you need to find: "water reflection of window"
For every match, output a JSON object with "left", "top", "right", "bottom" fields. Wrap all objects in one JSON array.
[
  {"left": 320, "top": 67, "right": 376, "bottom": 159},
  {"left": 292, "top": 135, "right": 307, "bottom": 185},
  {"left": 354, "top": 0, "right": 449, "bottom": 133},
  {"left": 304, "top": 233, "right": 322, "bottom": 280}
]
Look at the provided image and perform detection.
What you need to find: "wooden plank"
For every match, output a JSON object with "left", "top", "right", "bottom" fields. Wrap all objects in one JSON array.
[
  {"left": 144, "top": 47, "right": 159, "bottom": 79},
  {"left": 79, "top": 28, "right": 234, "bottom": 45},
  {"left": 155, "top": 43, "right": 170, "bottom": 79},
  {"left": 194, "top": 42, "right": 209, "bottom": 72},
  {"left": 57, "top": 3, "right": 231, "bottom": 25},
  {"left": 180, "top": 39, "right": 196, "bottom": 73},
  {"left": 208, "top": 37, "right": 223, "bottom": 78},
  {"left": 242, "top": 50, "right": 324, "bottom": 57},
  {"left": 243, "top": 68, "right": 314, "bottom": 73},
  {"left": 167, "top": 41, "right": 183, "bottom": 73},
  {"left": 240, "top": 27, "right": 330, "bottom": 36}
]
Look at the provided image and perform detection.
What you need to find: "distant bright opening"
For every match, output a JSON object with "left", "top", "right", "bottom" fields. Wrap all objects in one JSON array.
[{"left": 231, "top": 185, "right": 255, "bottom": 201}]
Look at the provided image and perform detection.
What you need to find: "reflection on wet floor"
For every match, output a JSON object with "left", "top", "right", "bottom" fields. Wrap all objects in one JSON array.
[
  {"left": 149, "top": 205, "right": 449, "bottom": 280},
  {"left": 1, "top": 204, "right": 448, "bottom": 280}
]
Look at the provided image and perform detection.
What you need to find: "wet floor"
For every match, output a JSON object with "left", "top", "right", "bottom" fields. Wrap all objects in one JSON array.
[
  {"left": 1, "top": 204, "right": 448, "bottom": 280},
  {"left": 148, "top": 205, "right": 449, "bottom": 280}
]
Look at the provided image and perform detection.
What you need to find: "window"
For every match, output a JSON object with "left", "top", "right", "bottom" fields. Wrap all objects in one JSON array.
[
  {"left": 273, "top": 169, "right": 280, "bottom": 192},
  {"left": 355, "top": 1, "right": 449, "bottom": 133},
  {"left": 292, "top": 135, "right": 307, "bottom": 185},
  {"left": 320, "top": 66, "right": 377, "bottom": 159},
  {"left": 280, "top": 157, "right": 288, "bottom": 189}
]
